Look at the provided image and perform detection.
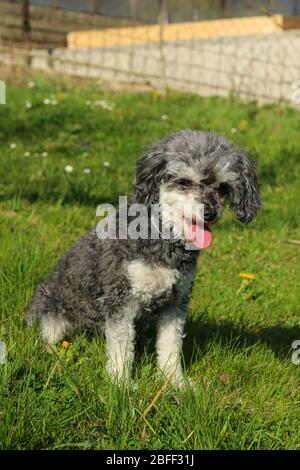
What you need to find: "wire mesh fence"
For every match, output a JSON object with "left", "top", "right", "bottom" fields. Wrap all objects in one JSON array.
[
  {"left": 1, "top": 0, "right": 300, "bottom": 104},
  {"left": 16, "top": 0, "right": 300, "bottom": 23}
]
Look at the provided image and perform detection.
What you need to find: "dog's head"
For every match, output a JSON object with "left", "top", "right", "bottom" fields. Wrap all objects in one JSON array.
[{"left": 134, "top": 129, "right": 261, "bottom": 248}]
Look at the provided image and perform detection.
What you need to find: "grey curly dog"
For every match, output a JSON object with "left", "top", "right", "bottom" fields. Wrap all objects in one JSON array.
[{"left": 26, "top": 129, "right": 261, "bottom": 387}]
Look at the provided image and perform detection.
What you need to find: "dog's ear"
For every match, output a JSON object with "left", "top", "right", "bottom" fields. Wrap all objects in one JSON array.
[
  {"left": 134, "top": 143, "right": 167, "bottom": 206},
  {"left": 228, "top": 151, "right": 261, "bottom": 223}
]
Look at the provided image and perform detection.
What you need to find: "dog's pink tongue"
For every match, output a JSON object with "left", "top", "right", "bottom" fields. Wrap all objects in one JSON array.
[{"left": 189, "top": 223, "right": 212, "bottom": 250}]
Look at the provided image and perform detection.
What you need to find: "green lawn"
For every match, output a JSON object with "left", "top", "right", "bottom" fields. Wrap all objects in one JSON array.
[{"left": 0, "top": 75, "right": 300, "bottom": 450}]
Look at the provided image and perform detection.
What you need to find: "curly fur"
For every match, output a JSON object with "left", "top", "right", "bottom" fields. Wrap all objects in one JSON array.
[{"left": 26, "top": 129, "right": 261, "bottom": 387}]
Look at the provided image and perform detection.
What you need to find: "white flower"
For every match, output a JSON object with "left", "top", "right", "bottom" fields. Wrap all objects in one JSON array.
[
  {"left": 83, "top": 168, "right": 91, "bottom": 174},
  {"left": 231, "top": 127, "right": 237, "bottom": 134},
  {"left": 161, "top": 114, "right": 169, "bottom": 120},
  {"left": 28, "top": 81, "right": 35, "bottom": 88},
  {"left": 94, "top": 100, "right": 115, "bottom": 111},
  {"left": 41, "top": 152, "right": 48, "bottom": 158},
  {"left": 43, "top": 98, "right": 51, "bottom": 105},
  {"left": 25, "top": 102, "right": 32, "bottom": 109},
  {"left": 64, "top": 165, "right": 74, "bottom": 173},
  {"left": 24, "top": 151, "right": 30, "bottom": 157},
  {"left": 103, "top": 161, "right": 110, "bottom": 167},
  {"left": 10, "top": 143, "right": 16, "bottom": 149}
]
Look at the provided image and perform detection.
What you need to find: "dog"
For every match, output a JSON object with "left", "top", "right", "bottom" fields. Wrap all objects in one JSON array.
[{"left": 26, "top": 129, "right": 261, "bottom": 387}]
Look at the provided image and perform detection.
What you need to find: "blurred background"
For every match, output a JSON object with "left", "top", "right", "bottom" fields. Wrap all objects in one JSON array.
[{"left": 1, "top": 0, "right": 300, "bottom": 102}]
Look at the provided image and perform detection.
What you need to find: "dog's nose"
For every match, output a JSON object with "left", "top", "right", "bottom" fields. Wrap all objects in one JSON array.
[{"left": 204, "top": 207, "right": 217, "bottom": 223}]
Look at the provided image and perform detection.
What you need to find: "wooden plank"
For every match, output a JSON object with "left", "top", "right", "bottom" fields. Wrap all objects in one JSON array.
[
  {"left": 0, "top": 0, "right": 145, "bottom": 49},
  {"left": 0, "top": 26, "right": 66, "bottom": 45},
  {"left": 0, "top": 16, "right": 70, "bottom": 36},
  {"left": 0, "top": 15, "right": 142, "bottom": 33},
  {"left": 68, "top": 14, "right": 300, "bottom": 48},
  {"left": 281, "top": 15, "right": 300, "bottom": 29},
  {"left": 0, "top": 2, "right": 22, "bottom": 16},
  {"left": 0, "top": 1, "right": 144, "bottom": 29}
]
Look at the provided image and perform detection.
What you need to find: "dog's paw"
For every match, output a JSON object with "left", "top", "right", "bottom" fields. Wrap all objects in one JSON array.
[
  {"left": 170, "top": 375, "right": 196, "bottom": 391},
  {"left": 106, "top": 369, "right": 136, "bottom": 390}
]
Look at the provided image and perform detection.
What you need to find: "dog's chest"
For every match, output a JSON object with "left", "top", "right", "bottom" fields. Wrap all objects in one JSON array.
[{"left": 127, "top": 259, "right": 194, "bottom": 306}]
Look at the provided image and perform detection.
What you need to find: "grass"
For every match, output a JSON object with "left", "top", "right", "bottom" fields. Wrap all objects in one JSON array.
[{"left": 0, "top": 74, "right": 300, "bottom": 450}]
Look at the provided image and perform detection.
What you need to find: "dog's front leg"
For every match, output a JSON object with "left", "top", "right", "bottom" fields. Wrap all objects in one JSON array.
[
  {"left": 156, "top": 306, "right": 187, "bottom": 388},
  {"left": 104, "top": 310, "right": 136, "bottom": 385}
]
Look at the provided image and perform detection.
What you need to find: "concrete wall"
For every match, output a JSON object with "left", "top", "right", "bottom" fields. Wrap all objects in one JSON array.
[
  {"left": 1, "top": 30, "right": 300, "bottom": 104},
  {"left": 48, "top": 31, "right": 300, "bottom": 102}
]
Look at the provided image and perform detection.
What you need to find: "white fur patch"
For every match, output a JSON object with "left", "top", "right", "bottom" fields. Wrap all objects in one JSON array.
[
  {"left": 156, "top": 307, "right": 187, "bottom": 387},
  {"left": 105, "top": 302, "right": 138, "bottom": 384},
  {"left": 127, "top": 259, "right": 180, "bottom": 304},
  {"left": 41, "top": 315, "right": 68, "bottom": 345},
  {"left": 159, "top": 185, "right": 199, "bottom": 213},
  {"left": 166, "top": 161, "right": 200, "bottom": 183},
  {"left": 159, "top": 185, "right": 202, "bottom": 241},
  {"left": 215, "top": 161, "right": 237, "bottom": 183}
]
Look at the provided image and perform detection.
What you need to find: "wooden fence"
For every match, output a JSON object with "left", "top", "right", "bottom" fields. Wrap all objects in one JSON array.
[{"left": 0, "top": 1, "right": 144, "bottom": 48}]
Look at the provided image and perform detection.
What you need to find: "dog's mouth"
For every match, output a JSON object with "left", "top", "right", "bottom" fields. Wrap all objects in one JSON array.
[{"left": 184, "top": 216, "right": 213, "bottom": 250}]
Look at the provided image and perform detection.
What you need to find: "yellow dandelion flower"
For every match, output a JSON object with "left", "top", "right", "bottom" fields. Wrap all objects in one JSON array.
[{"left": 239, "top": 273, "right": 256, "bottom": 280}]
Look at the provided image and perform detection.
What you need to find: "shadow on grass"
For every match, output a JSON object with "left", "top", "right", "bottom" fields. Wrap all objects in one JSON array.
[
  {"left": 184, "top": 317, "right": 300, "bottom": 365},
  {"left": 134, "top": 315, "right": 300, "bottom": 367}
]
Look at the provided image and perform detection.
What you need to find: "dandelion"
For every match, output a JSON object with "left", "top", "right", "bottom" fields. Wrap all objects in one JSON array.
[
  {"left": 24, "top": 151, "right": 30, "bottom": 157},
  {"left": 10, "top": 143, "right": 16, "bottom": 149},
  {"left": 231, "top": 127, "right": 237, "bottom": 134},
  {"left": 28, "top": 81, "right": 35, "bottom": 88},
  {"left": 103, "top": 161, "right": 110, "bottom": 167},
  {"left": 239, "top": 273, "right": 256, "bottom": 280},
  {"left": 94, "top": 100, "right": 115, "bottom": 111},
  {"left": 61, "top": 341, "right": 72, "bottom": 350},
  {"left": 83, "top": 168, "right": 91, "bottom": 174},
  {"left": 239, "top": 119, "right": 248, "bottom": 130},
  {"left": 64, "top": 165, "right": 74, "bottom": 173},
  {"left": 161, "top": 114, "right": 169, "bottom": 121},
  {"left": 41, "top": 152, "right": 48, "bottom": 158},
  {"left": 43, "top": 98, "right": 51, "bottom": 105},
  {"left": 237, "top": 272, "right": 256, "bottom": 295},
  {"left": 25, "top": 102, "right": 32, "bottom": 109}
]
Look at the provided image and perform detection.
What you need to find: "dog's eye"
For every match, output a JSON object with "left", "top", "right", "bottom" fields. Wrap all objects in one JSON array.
[
  {"left": 176, "top": 179, "right": 194, "bottom": 190},
  {"left": 217, "top": 183, "right": 229, "bottom": 197}
]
